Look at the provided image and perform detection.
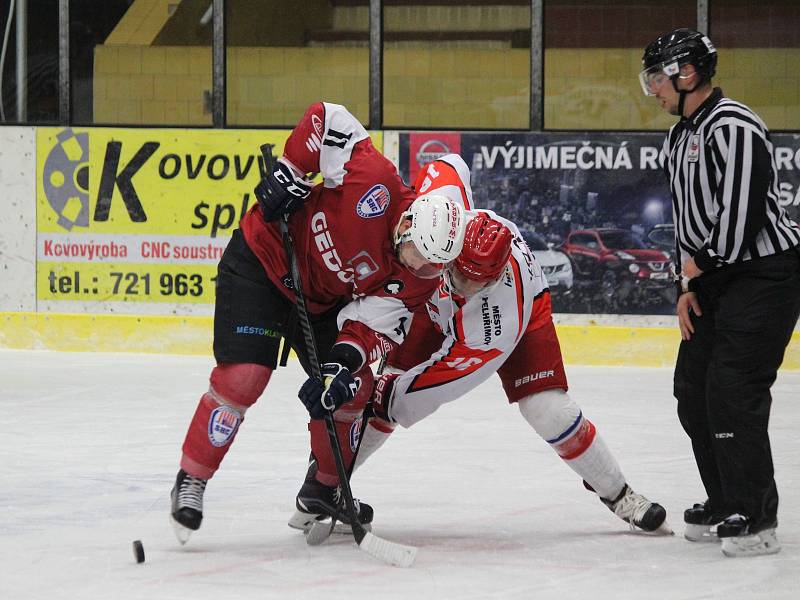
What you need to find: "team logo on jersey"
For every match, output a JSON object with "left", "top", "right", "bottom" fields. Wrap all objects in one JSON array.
[
  {"left": 208, "top": 406, "right": 242, "bottom": 447},
  {"left": 688, "top": 134, "right": 701, "bottom": 162},
  {"left": 384, "top": 279, "right": 404, "bottom": 295},
  {"left": 356, "top": 185, "right": 391, "bottom": 218}
]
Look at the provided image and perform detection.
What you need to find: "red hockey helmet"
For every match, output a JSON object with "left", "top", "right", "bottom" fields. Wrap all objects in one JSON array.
[{"left": 454, "top": 213, "right": 513, "bottom": 282}]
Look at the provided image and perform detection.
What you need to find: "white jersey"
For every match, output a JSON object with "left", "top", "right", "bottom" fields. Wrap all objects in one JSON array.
[
  {"left": 335, "top": 153, "right": 475, "bottom": 366},
  {"left": 389, "top": 210, "right": 549, "bottom": 428}
]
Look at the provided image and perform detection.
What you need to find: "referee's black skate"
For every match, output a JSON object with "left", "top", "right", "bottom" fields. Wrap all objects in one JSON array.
[
  {"left": 717, "top": 514, "right": 781, "bottom": 557},
  {"left": 684, "top": 500, "right": 725, "bottom": 542},
  {"left": 602, "top": 484, "right": 672, "bottom": 534},
  {"left": 288, "top": 455, "right": 373, "bottom": 535},
  {"left": 170, "top": 469, "right": 207, "bottom": 545}
]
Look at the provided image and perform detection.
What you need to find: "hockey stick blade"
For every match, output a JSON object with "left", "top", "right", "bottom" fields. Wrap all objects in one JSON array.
[{"left": 358, "top": 531, "right": 417, "bottom": 568}]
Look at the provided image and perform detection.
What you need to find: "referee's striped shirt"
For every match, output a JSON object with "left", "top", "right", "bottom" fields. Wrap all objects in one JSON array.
[{"left": 662, "top": 87, "right": 800, "bottom": 274}]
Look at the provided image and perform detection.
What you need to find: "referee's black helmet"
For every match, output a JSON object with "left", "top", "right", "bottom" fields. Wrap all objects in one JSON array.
[{"left": 639, "top": 29, "right": 717, "bottom": 96}]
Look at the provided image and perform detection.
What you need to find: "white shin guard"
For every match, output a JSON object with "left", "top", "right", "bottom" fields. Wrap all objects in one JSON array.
[
  {"left": 353, "top": 419, "right": 395, "bottom": 471},
  {"left": 518, "top": 389, "right": 625, "bottom": 501}
]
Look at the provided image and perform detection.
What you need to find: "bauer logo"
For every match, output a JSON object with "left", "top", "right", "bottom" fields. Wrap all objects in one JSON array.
[
  {"left": 356, "top": 184, "right": 390, "bottom": 218},
  {"left": 208, "top": 406, "right": 242, "bottom": 447}
]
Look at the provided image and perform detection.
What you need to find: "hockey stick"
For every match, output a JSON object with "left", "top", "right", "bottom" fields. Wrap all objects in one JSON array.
[
  {"left": 305, "top": 384, "right": 374, "bottom": 545},
  {"left": 260, "top": 145, "right": 416, "bottom": 568},
  {"left": 305, "top": 344, "right": 388, "bottom": 544}
]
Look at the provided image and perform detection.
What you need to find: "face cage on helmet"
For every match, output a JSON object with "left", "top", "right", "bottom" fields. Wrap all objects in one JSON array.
[{"left": 639, "top": 60, "right": 680, "bottom": 96}]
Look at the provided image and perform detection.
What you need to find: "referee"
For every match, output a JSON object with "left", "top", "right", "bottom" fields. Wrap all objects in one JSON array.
[{"left": 640, "top": 29, "right": 800, "bottom": 557}]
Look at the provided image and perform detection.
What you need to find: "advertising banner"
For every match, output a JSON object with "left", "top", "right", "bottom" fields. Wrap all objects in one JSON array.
[
  {"left": 36, "top": 128, "right": 384, "bottom": 315},
  {"left": 399, "top": 131, "right": 800, "bottom": 315}
]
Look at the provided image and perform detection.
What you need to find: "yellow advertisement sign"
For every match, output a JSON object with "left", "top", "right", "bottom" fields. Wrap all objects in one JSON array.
[{"left": 36, "top": 127, "right": 383, "bottom": 309}]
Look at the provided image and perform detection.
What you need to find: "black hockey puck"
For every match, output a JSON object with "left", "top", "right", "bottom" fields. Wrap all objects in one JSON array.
[{"left": 133, "top": 540, "right": 145, "bottom": 564}]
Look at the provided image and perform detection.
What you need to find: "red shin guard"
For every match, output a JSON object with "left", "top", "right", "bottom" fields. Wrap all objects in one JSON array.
[{"left": 180, "top": 363, "right": 271, "bottom": 480}]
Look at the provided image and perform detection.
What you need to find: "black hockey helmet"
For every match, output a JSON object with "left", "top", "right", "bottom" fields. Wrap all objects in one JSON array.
[{"left": 639, "top": 28, "right": 717, "bottom": 96}]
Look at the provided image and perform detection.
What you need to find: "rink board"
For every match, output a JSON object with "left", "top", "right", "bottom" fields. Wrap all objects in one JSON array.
[{"left": 2, "top": 311, "right": 799, "bottom": 369}]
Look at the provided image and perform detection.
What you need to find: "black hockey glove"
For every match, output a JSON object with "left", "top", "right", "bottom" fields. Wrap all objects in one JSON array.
[
  {"left": 367, "top": 373, "right": 399, "bottom": 423},
  {"left": 254, "top": 159, "right": 313, "bottom": 222},
  {"left": 299, "top": 363, "right": 361, "bottom": 419}
]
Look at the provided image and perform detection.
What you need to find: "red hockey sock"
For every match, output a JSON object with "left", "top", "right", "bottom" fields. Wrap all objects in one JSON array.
[
  {"left": 309, "top": 417, "right": 361, "bottom": 487},
  {"left": 306, "top": 365, "right": 373, "bottom": 486},
  {"left": 180, "top": 363, "right": 271, "bottom": 480}
]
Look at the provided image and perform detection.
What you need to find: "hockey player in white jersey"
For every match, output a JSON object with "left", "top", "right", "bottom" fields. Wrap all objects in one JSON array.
[{"left": 305, "top": 207, "right": 672, "bottom": 534}]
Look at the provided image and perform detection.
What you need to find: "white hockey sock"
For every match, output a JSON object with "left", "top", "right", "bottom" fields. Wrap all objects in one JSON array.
[
  {"left": 565, "top": 433, "right": 625, "bottom": 500},
  {"left": 518, "top": 390, "right": 624, "bottom": 500},
  {"left": 353, "top": 418, "right": 395, "bottom": 471}
]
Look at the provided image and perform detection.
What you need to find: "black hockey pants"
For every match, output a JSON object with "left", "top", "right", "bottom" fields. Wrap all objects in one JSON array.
[{"left": 674, "top": 248, "right": 800, "bottom": 532}]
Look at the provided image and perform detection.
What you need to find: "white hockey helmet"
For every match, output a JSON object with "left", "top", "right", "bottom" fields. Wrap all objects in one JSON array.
[{"left": 394, "top": 194, "right": 466, "bottom": 263}]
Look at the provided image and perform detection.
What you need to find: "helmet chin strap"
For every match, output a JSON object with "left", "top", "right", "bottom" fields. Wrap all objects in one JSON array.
[
  {"left": 671, "top": 73, "right": 703, "bottom": 119},
  {"left": 677, "top": 90, "right": 688, "bottom": 119}
]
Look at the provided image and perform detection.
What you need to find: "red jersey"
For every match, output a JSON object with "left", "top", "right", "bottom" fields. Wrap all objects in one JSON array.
[{"left": 239, "top": 102, "right": 436, "bottom": 364}]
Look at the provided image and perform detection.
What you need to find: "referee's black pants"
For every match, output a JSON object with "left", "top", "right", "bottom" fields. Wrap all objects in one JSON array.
[{"left": 674, "top": 248, "right": 800, "bottom": 533}]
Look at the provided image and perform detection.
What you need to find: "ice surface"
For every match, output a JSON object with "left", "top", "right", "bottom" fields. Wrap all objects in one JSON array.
[{"left": 2, "top": 350, "right": 798, "bottom": 599}]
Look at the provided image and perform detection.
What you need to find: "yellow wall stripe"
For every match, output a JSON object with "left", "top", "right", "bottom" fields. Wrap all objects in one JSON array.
[{"left": 1, "top": 312, "right": 798, "bottom": 370}]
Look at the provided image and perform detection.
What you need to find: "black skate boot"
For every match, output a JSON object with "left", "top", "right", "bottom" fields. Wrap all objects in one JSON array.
[
  {"left": 717, "top": 514, "right": 780, "bottom": 557},
  {"left": 288, "top": 454, "right": 373, "bottom": 536},
  {"left": 684, "top": 500, "right": 726, "bottom": 542},
  {"left": 602, "top": 484, "right": 672, "bottom": 534},
  {"left": 170, "top": 469, "right": 207, "bottom": 545}
]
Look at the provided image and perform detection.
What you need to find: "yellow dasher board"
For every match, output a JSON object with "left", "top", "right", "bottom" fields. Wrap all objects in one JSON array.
[{"left": 35, "top": 127, "right": 383, "bottom": 310}]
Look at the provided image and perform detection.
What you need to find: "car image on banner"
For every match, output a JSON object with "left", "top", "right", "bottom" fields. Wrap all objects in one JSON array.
[
  {"left": 398, "top": 130, "right": 800, "bottom": 315},
  {"left": 520, "top": 230, "right": 573, "bottom": 295},
  {"left": 562, "top": 228, "right": 674, "bottom": 312}
]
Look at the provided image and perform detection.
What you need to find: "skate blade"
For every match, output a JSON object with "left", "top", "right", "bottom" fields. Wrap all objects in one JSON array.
[
  {"left": 653, "top": 521, "right": 675, "bottom": 536},
  {"left": 170, "top": 515, "right": 194, "bottom": 545},
  {"left": 288, "top": 510, "right": 371, "bottom": 535},
  {"left": 288, "top": 510, "right": 326, "bottom": 532},
  {"left": 684, "top": 523, "right": 719, "bottom": 543},
  {"left": 721, "top": 529, "right": 781, "bottom": 557},
  {"left": 306, "top": 519, "right": 336, "bottom": 546}
]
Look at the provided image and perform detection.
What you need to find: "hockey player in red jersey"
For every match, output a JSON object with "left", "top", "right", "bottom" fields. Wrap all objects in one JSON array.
[
  {"left": 170, "top": 102, "right": 467, "bottom": 543},
  {"left": 305, "top": 207, "right": 673, "bottom": 535}
]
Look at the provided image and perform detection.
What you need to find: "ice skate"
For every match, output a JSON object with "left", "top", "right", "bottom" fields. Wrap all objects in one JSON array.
[
  {"left": 718, "top": 514, "right": 781, "bottom": 557},
  {"left": 684, "top": 500, "right": 725, "bottom": 542},
  {"left": 602, "top": 484, "right": 672, "bottom": 534},
  {"left": 288, "top": 455, "right": 372, "bottom": 542},
  {"left": 170, "top": 469, "right": 207, "bottom": 545}
]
